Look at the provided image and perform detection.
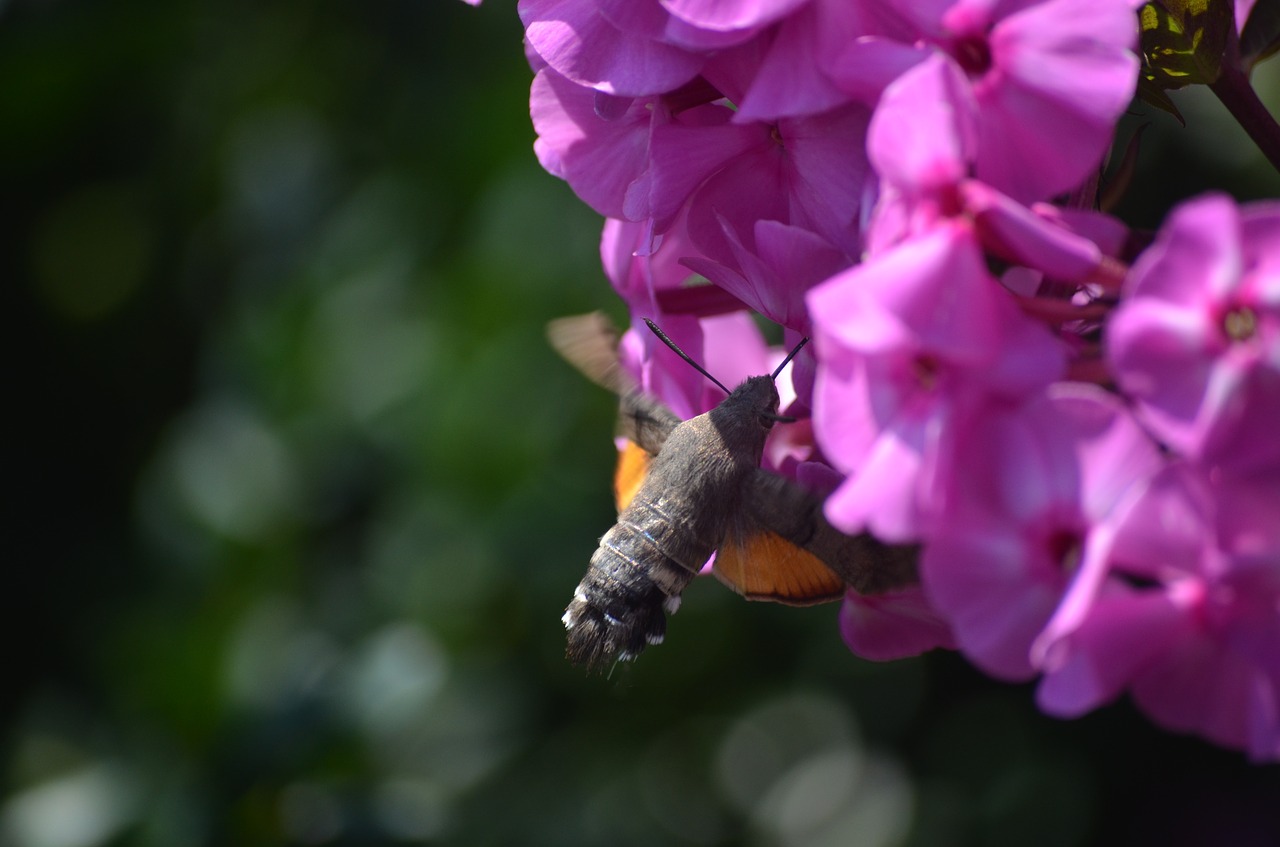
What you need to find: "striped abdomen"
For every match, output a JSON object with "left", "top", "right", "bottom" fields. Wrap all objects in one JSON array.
[{"left": 563, "top": 493, "right": 716, "bottom": 669}]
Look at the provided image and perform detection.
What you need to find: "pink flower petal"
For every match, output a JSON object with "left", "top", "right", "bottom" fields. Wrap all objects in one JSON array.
[
  {"left": 531, "top": 69, "right": 654, "bottom": 218},
  {"left": 734, "top": 0, "right": 862, "bottom": 119},
  {"left": 868, "top": 53, "right": 975, "bottom": 192},
  {"left": 827, "top": 36, "right": 931, "bottom": 102},
  {"left": 962, "top": 180, "right": 1110, "bottom": 281},
  {"left": 521, "top": 0, "right": 705, "bottom": 96},
  {"left": 839, "top": 585, "right": 957, "bottom": 660},
  {"left": 626, "top": 108, "right": 753, "bottom": 228},
  {"left": 682, "top": 218, "right": 849, "bottom": 332},
  {"left": 1036, "top": 589, "right": 1185, "bottom": 717},
  {"left": 823, "top": 412, "right": 931, "bottom": 539},
  {"left": 660, "top": 0, "right": 810, "bottom": 31},
  {"left": 923, "top": 520, "right": 1064, "bottom": 680},
  {"left": 1124, "top": 193, "right": 1243, "bottom": 306},
  {"left": 976, "top": 0, "right": 1139, "bottom": 201}
]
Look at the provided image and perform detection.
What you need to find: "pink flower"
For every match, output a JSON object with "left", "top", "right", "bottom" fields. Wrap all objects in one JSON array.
[
  {"left": 681, "top": 219, "right": 851, "bottom": 334},
  {"left": 863, "top": 54, "right": 1128, "bottom": 289},
  {"left": 960, "top": 182, "right": 1128, "bottom": 284},
  {"left": 530, "top": 68, "right": 656, "bottom": 219},
  {"left": 520, "top": 0, "right": 707, "bottom": 96},
  {"left": 923, "top": 384, "right": 1163, "bottom": 680},
  {"left": 1108, "top": 194, "right": 1280, "bottom": 473},
  {"left": 602, "top": 217, "right": 699, "bottom": 307},
  {"left": 519, "top": 0, "right": 1280, "bottom": 761},
  {"left": 831, "top": 0, "right": 1140, "bottom": 203},
  {"left": 1036, "top": 464, "right": 1280, "bottom": 760},
  {"left": 522, "top": 0, "right": 816, "bottom": 99},
  {"left": 634, "top": 100, "right": 873, "bottom": 261},
  {"left": 598, "top": 0, "right": 768, "bottom": 50},
  {"left": 602, "top": 218, "right": 732, "bottom": 419},
  {"left": 807, "top": 220, "right": 1065, "bottom": 542},
  {"left": 865, "top": 53, "right": 976, "bottom": 199}
]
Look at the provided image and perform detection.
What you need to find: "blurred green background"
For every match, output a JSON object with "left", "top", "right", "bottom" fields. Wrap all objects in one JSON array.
[{"left": 4, "top": 1, "right": 1280, "bottom": 845}]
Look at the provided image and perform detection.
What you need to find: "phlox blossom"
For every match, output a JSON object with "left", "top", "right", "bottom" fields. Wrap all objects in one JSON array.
[
  {"left": 1035, "top": 464, "right": 1280, "bottom": 761},
  {"left": 922, "top": 384, "right": 1163, "bottom": 680},
  {"left": 517, "top": 0, "right": 1280, "bottom": 760},
  {"left": 632, "top": 100, "right": 873, "bottom": 261},
  {"left": 807, "top": 219, "right": 1066, "bottom": 542},
  {"left": 831, "top": 0, "right": 1140, "bottom": 203},
  {"left": 1109, "top": 193, "right": 1280, "bottom": 474},
  {"left": 863, "top": 53, "right": 1128, "bottom": 290}
]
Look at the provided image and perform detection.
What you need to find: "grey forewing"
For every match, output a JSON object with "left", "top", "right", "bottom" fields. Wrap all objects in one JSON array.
[
  {"left": 547, "top": 312, "right": 682, "bottom": 454},
  {"left": 547, "top": 312, "right": 630, "bottom": 394},
  {"left": 618, "top": 390, "right": 681, "bottom": 455}
]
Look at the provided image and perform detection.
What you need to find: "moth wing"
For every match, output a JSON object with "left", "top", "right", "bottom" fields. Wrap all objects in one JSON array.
[
  {"left": 548, "top": 311, "right": 681, "bottom": 455},
  {"left": 721, "top": 469, "right": 919, "bottom": 598},
  {"left": 713, "top": 526, "right": 846, "bottom": 606},
  {"left": 547, "top": 311, "right": 632, "bottom": 395},
  {"left": 616, "top": 393, "right": 682, "bottom": 457},
  {"left": 613, "top": 439, "right": 650, "bottom": 512}
]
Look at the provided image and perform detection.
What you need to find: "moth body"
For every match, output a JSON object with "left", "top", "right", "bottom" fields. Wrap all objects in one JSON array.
[
  {"left": 547, "top": 312, "right": 920, "bottom": 672},
  {"left": 563, "top": 377, "right": 780, "bottom": 669}
]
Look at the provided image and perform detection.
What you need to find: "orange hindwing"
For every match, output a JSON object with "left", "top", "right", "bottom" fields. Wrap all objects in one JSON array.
[
  {"left": 613, "top": 440, "right": 651, "bottom": 512},
  {"left": 713, "top": 530, "right": 845, "bottom": 606}
]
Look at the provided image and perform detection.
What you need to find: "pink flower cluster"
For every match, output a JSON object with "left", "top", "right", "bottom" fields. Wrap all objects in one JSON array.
[{"left": 516, "top": 0, "right": 1280, "bottom": 759}]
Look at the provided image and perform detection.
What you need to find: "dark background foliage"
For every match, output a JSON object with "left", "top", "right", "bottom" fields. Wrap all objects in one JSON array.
[{"left": 3, "top": 1, "right": 1279, "bottom": 844}]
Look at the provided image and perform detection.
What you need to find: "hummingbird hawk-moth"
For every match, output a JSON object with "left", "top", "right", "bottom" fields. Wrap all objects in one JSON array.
[{"left": 548, "top": 312, "right": 918, "bottom": 670}]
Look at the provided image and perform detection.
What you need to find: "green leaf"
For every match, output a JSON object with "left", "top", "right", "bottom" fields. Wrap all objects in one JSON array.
[
  {"left": 1135, "top": 73, "right": 1188, "bottom": 122},
  {"left": 1240, "top": 0, "right": 1280, "bottom": 68},
  {"left": 1140, "top": 0, "right": 1235, "bottom": 88}
]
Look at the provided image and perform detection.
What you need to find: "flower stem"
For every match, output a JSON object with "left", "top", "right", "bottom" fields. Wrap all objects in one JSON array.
[
  {"left": 1210, "top": 63, "right": 1280, "bottom": 174},
  {"left": 1066, "top": 356, "right": 1113, "bottom": 385},
  {"left": 1015, "top": 295, "right": 1111, "bottom": 324},
  {"left": 1088, "top": 256, "right": 1128, "bottom": 293}
]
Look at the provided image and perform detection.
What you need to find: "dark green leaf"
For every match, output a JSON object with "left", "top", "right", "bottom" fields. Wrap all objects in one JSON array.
[
  {"left": 1140, "top": 0, "right": 1235, "bottom": 88},
  {"left": 1135, "top": 73, "right": 1189, "bottom": 121}
]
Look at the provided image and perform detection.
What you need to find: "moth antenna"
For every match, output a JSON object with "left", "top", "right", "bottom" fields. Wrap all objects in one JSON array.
[
  {"left": 771, "top": 336, "right": 809, "bottom": 381},
  {"left": 642, "top": 318, "right": 732, "bottom": 395},
  {"left": 763, "top": 336, "right": 807, "bottom": 423}
]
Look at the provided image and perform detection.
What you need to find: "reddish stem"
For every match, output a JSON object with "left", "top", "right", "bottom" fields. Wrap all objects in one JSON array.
[
  {"left": 1087, "top": 256, "right": 1129, "bottom": 293},
  {"left": 1016, "top": 295, "right": 1111, "bottom": 324},
  {"left": 1066, "top": 356, "right": 1114, "bottom": 385},
  {"left": 1210, "top": 39, "right": 1280, "bottom": 173}
]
